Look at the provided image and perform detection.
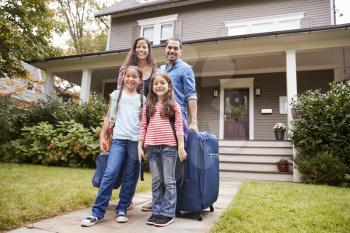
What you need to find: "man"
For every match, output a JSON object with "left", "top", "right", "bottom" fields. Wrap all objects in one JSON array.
[{"left": 142, "top": 37, "right": 198, "bottom": 212}]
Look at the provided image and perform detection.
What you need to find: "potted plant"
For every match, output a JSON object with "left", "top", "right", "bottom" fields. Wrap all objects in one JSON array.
[
  {"left": 273, "top": 122, "right": 287, "bottom": 140},
  {"left": 277, "top": 158, "right": 290, "bottom": 172}
]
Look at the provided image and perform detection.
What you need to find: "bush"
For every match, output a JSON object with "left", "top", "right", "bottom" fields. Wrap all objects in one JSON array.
[
  {"left": 291, "top": 81, "right": 350, "bottom": 185},
  {"left": 295, "top": 151, "right": 347, "bottom": 186},
  {"left": 5, "top": 120, "right": 99, "bottom": 167}
]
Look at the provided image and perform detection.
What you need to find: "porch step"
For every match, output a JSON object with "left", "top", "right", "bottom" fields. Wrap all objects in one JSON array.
[
  {"left": 218, "top": 140, "right": 293, "bottom": 181},
  {"left": 219, "top": 140, "right": 292, "bottom": 148},
  {"left": 220, "top": 161, "right": 293, "bottom": 172},
  {"left": 220, "top": 170, "right": 293, "bottom": 182}
]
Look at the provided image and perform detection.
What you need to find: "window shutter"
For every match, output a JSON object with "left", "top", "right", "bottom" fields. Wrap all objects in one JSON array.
[
  {"left": 173, "top": 19, "right": 183, "bottom": 39},
  {"left": 132, "top": 25, "right": 141, "bottom": 44}
]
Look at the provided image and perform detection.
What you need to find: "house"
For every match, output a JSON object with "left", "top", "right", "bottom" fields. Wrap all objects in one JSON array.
[
  {"left": 0, "top": 62, "right": 45, "bottom": 107},
  {"left": 31, "top": 0, "right": 350, "bottom": 181}
]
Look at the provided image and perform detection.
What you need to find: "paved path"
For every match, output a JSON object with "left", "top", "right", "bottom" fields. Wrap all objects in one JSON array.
[{"left": 9, "top": 179, "right": 241, "bottom": 233}]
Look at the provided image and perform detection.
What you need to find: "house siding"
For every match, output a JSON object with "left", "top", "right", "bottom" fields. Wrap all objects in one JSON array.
[
  {"left": 108, "top": 0, "right": 331, "bottom": 50},
  {"left": 197, "top": 70, "right": 334, "bottom": 139}
]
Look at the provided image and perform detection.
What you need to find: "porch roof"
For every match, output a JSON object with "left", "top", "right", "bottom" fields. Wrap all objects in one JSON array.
[{"left": 31, "top": 23, "right": 350, "bottom": 72}]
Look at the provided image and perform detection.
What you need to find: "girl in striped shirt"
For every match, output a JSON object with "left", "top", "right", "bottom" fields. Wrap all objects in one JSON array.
[{"left": 138, "top": 72, "right": 186, "bottom": 227}]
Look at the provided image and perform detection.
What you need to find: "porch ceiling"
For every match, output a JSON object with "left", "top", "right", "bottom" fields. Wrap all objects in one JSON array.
[{"left": 31, "top": 26, "right": 350, "bottom": 74}]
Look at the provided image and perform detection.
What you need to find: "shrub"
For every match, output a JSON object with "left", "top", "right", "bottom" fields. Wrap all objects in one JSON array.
[
  {"left": 4, "top": 120, "right": 99, "bottom": 167},
  {"left": 295, "top": 151, "right": 347, "bottom": 186},
  {"left": 291, "top": 81, "right": 350, "bottom": 184}
]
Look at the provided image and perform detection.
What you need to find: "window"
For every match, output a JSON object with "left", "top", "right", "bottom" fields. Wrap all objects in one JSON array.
[
  {"left": 279, "top": 96, "right": 288, "bottom": 114},
  {"left": 225, "top": 12, "right": 305, "bottom": 36},
  {"left": 138, "top": 14, "right": 178, "bottom": 45}
]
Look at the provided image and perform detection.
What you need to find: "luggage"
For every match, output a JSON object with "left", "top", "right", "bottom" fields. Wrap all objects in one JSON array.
[
  {"left": 175, "top": 130, "right": 220, "bottom": 221},
  {"left": 92, "top": 152, "right": 122, "bottom": 189}
]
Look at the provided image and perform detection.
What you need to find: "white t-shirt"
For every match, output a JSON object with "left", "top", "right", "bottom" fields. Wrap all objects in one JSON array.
[{"left": 110, "top": 90, "right": 144, "bottom": 141}]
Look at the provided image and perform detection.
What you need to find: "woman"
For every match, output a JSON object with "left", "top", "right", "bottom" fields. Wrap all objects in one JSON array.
[{"left": 118, "top": 37, "right": 157, "bottom": 97}]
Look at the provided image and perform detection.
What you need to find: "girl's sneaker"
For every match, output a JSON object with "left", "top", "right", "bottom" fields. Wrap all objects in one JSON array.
[
  {"left": 154, "top": 215, "right": 174, "bottom": 227},
  {"left": 116, "top": 211, "right": 128, "bottom": 223},
  {"left": 81, "top": 215, "right": 103, "bottom": 227}
]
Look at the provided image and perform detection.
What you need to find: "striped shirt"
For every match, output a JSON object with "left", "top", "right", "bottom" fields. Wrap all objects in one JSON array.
[{"left": 139, "top": 102, "right": 183, "bottom": 147}]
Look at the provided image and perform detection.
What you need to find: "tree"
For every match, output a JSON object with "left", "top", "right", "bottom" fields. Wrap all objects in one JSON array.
[
  {"left": 54, "top": 0, "right": 109, "bottom": 54},
  {"left": 0, "top": 0, "right": 61, "bottom": 79}
]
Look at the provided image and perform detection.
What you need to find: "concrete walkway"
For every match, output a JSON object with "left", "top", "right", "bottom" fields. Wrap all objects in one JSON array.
[{"left": 9, "top": 179, "right": 241, "bottom": 233}]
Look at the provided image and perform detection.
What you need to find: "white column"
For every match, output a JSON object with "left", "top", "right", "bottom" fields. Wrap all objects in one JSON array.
[
  {"left": 285, "top": 50, "right": 300, "bottom": 182},
  {"left": 44, "top": 71, "right": 55, "bottom": 97},
  {"left": 80, "top": 69, "right": 92, "bottom": 104}
]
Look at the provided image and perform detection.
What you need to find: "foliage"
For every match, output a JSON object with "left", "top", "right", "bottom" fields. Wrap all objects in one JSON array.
[
  {"left": 0, "top": 0, "right": 61, "bottom": 78},
  {"left": 291, "top": 81, "right": 350, "bottom": 184},
  {"left": 211, "top": 182, "right": 350, "bottom": 233},
  {"left": 0, "top": 101, "right": 28, "bottom": 144},
  {"left": 0, "top": 163, "right": 152, "bottom": 231},
  {"left": 273, "top": 122, "right": 287, "bottom": 131},
  {"left": 53, "top": 0, "right": 109, "bottom": 54},
  {"left": 295, "top": 151, "right": 347, "bottom": 186},
  {"left": 73, "top": 97, "right": 108, "bottom": 129},
  {"left": 5, "top": 120, "right": 99, "bottom": 167}
]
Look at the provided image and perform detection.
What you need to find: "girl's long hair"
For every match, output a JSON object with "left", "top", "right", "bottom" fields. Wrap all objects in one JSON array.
[
  {"left": 146, "top": 72, "right": 176, "bottom": 119},
  {"left": 123, "top": 37, "right": 157, "bottom": 71},
  {"left": 117, "top": 66, "right": 144, "bottom": 120}
]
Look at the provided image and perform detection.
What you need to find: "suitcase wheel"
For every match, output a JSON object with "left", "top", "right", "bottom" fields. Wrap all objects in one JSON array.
[
  {"left": 210, "top": 205, "right": 214, "bottom": 212},
  {"left": 196, "top": 213, "right": 203, "bottom": 221}
]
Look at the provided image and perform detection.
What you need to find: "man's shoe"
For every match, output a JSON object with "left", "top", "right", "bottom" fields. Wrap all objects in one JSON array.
[
  {"left": 116, "top": 211, "right": 128, "bottom": 223},
  {"left": 146, "top": 214, "right": 157, "bottom": 225},
  {"left": 81, "top": 215, "right": 103, "bottom": 227},
  {"left": 141, "top": 202, "right": 152, "bottom": 212},
  {"left": 154, "top": 215, "right": 174, "bottom": 227}
]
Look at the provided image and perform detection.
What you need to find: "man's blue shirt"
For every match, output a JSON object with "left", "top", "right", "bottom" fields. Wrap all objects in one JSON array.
[{"left": 159, "top": 59, "right": 197, "bottom": 119}]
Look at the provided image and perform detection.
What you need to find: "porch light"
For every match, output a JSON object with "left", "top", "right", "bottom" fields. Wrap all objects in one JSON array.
[
  {"left": 213, "top": 89, "right": 219, "bottom": 97},
  {"left": 255, "top": 87, "right": 261, "bottom": 96}
]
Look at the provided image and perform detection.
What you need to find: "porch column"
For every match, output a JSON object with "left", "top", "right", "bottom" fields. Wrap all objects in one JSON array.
[
  {"left": 80, "top": 69, "right": 92, "bottom": 104},
  {"left": 44, "top": 71, "right": 55, "bottom": 97},
  {"left": 285, "top": 50, "right": 300, "bottom": 182}
]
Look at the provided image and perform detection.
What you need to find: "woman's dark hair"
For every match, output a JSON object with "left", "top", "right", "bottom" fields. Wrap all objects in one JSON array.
[
  {"left": 123, "top": 37, "right": 157, "bottom": 70},
  {"left": 146, "top": 72, "right": 176, "bottom": 119}
]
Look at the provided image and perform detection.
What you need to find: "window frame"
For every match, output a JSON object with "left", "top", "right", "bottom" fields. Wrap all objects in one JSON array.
[
  {"left": 224, "top": 12, "right": 305, "bottom": 36},
  {"left": 138, "top": 14, "right": 178, "bottom": 45}
]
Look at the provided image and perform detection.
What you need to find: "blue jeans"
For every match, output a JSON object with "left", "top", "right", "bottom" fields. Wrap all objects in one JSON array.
[
  {"left": 147, "top": 145, "right": 177, "bottom": 217},
  {"left": 92, "top": 139, "right": 139, "bottom": 219}
]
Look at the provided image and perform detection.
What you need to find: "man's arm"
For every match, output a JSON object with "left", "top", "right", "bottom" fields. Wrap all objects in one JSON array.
[{"left": 188, "top": 99, "right": 198, "bottom": 131}]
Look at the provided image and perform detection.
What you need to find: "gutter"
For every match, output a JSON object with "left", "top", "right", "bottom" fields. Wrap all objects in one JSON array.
[{"left": 32, "top": 23, "right": 350, "bottom": 63}]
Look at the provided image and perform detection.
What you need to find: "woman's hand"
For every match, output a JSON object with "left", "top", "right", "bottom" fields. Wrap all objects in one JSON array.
[
  {"left": 178, "top": 147, "right": 187, "bottom": 161},
  {"left": 138, "top": 141, "right": 148, "bottom": 161},
  {"left": 100, "top": 134, "right": 110, "bottom": 153}
]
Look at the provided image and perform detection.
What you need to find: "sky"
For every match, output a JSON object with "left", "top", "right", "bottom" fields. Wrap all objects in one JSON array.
[{"left": 52, "top": 0, "right": 350, "bottom": 49}]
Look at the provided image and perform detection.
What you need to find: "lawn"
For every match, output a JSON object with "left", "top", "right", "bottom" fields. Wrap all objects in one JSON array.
[
  {"left": 211, "top": 182, "right": 350, "bottom": 233},
  {"left": 0, "top": 162, "right": 151, "bottom": 231}
]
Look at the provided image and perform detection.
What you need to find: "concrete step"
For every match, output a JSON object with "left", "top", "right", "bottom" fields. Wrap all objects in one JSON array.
[
  {"left": 219, "top": 154, "right": 292, "bottom": 163},
  {"left": 220, "top": 170, "right": 293, "bottom": 182},
  {"left": 219, "top": 147, "right": 293, "bottom": 155},
  {"left": 219, "top": 140, "right": 292, "bottom": 148},
  {"left": 220, "top": 161, "right": 293, "bottom": 172}
]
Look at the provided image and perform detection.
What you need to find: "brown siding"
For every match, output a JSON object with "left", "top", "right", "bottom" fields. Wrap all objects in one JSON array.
[
  {"left": 197, "top": 70, "right": 334, "bottom": 140},
  {"left": 109, "top": 0, "right": 331, "bottom": 50}
]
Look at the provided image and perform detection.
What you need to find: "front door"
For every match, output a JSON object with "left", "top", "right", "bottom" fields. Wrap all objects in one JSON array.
[{"left": 224, "top": 89, "right": 249, "bottom": 139}]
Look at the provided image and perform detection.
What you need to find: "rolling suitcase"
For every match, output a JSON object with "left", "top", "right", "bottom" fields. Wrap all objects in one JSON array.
[{"left": 175, "top": 130, "right": 219, "bottom": 221}]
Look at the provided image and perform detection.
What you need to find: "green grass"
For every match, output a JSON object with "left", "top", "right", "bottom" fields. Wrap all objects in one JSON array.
[
  {"left": 211, "top": 182, "right": 350, "bottom": 233},
  {"left": 0, "top": 162, "right": 151, "bottom": 231}
]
